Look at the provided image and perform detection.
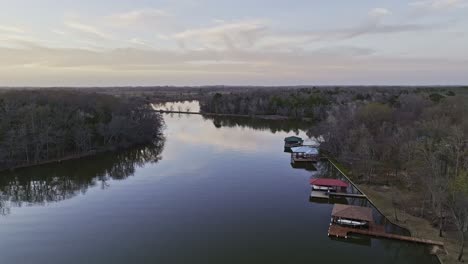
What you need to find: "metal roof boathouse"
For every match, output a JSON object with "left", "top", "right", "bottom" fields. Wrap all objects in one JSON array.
[
  {"left": 290, "top": 146, "right": 319, "bottom": 163},
  {"left": 284, "top": 136, "right": 303, "bottom": 148}
]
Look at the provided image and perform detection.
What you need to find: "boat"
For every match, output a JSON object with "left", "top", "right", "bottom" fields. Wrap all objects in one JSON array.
[
  {"left": 336, "top": 219, "right": 369, "bottom": 227},
  {"left": 310, "top": 178, "right": 349, "bottom": 192},
  {"left": 312, "top": 185, "right": 335, "bottom": 191}
]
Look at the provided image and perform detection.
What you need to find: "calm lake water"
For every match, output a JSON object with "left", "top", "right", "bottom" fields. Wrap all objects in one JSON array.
[{"left": 0, "top": 106, "right": 438, "bottom": 264}]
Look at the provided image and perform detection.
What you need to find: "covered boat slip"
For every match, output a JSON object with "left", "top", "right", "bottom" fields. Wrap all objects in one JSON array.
[
  {"left": 284, "top": 136, "right": 303, "bottom": 148},
  {"left": 309, "top": 178, "right": 368, "bottom": 199},
  {"left": 328, "top": 204, "right": 445, "bottom": 247},
  {"left": 310, "top": 178, "right": 349, "bottom": 192},
  {"left": 331, "top": 204, "right": 373, "bottom": 227},
  {"left": 290, "top": 146, "right": 319, "bottom": 163}
]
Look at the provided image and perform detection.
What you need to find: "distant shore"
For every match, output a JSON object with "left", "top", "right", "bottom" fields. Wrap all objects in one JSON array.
[{"left": 156, "top": 109, "right": 314, "bottom": 122}]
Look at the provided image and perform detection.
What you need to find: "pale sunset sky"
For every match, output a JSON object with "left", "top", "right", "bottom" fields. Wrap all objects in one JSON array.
[{"left": 0, "top": 0, "right": 467, "bottom": 86}]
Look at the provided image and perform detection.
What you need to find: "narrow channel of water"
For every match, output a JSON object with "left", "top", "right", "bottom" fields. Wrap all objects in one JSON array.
[{"left": 0, "top": 102, "right": 438, "bottom": 264}]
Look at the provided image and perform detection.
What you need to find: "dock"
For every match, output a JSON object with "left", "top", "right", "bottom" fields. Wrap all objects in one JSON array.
[
  {"left": 329, "top": 192, "right": 367, "bottom": 199},
  {"left": 309, "top": 191, "right": 366, "bottom": 199},
  {"left": 310, "top": 191, "right": 329, "bottom": 199},
  {"left": 328, "top": 223, "right": 444, "bottom": 246}
]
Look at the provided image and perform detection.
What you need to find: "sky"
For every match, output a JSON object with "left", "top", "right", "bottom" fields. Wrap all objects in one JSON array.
[{"left": 0, "top": 0, "right": 467, "bottom": 86}]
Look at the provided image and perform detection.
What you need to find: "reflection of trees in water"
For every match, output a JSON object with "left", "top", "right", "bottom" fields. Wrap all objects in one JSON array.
[
  {"left": 203, "top": 116, "right": 310, "bottom": 134},
  {"left": 0, "top": 138, "right": 165, "bottom": 216}
]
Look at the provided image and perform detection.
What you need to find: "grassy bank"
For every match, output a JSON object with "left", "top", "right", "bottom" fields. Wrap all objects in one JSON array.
[
  {"left": 327, "top": 158, "right": 466, "bottom": 263},
  {"left": 359, "top": 185, "right": 465, "bottom": 264}
]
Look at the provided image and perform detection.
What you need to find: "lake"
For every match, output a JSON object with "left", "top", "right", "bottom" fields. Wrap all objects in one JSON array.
[{"left": 0, "top": 105, "right": 438, "bottom": 264}]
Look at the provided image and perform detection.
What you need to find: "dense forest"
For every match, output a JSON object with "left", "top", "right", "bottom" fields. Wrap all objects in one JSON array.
[
  {"left": 199, "top": 88, "right": 331, "bottom": 119},
  {"left": 312, "top": 91, "right": 467, "bottom": 262},
  {"left": 198, "top": 86, "right": 465, "bottom": 120},
  {"left": 0, "top": 90, "right": 164, "bottom": 171}
]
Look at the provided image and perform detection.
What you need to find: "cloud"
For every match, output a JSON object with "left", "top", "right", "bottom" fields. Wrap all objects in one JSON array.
[
  {"left": 51, "top": 29, "right": 67, "bottom": 36},
  {"left": 0, "top": 25, "right": 25, "bottom": 33},
  {"left": 108, "top": 8, "right": 170, "bottom": 26},
  {"left": 409, "top": 0, "right": 467, "bottom": 9},
  {"left": 173, "top": 20, "right": 268, "bottom": 50},
  {"left": 65, "top": 21, "right": 111, "bottom": 39},
  {"left": 129, "top": 38, "right": 147, "bottom": 45},
  {"left": 369, "top": 8, "right": 392, "bottom": 17},
  {"left": 1, "top": 43, "right": 467, "bottom": 86},
  {"left": 1, "top": 42, "right": 465, "bottom": 72},
  {"left": 170, "top": 8, "right": 441, "bottom": 52}
]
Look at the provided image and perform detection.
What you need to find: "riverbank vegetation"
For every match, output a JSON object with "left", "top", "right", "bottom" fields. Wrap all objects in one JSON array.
[
  {"left": 313, "top": 93, "right": 467, "bottom": 262},
  {"left": 0, "top": 90, "right": 164, "bottom": 171},
  {"left": 196, "top": 86, "right": 467, "bottom": 262}
]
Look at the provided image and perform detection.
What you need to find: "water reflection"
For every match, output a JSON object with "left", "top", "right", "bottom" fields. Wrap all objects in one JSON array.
[
  {"left": 330, "top": 235, "right": 372, "bottom": 247},
  {"left": 203, "top": 115, "right": 310, "bottom": 134},
  {"left": 0, "top": 112, "right": 438, "bottom": 264},
  {"left": 290, "top": 162, "right": 317, "bottom": 171},
  {"left": 152, "top": 101, "right": 200, "bottom": 112},
  {"left": 0, "top": 139, "right": 165, "bottom": 216}
]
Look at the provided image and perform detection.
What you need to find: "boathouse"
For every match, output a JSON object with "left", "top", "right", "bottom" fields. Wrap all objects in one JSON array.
[
  {"left": 290, "top": 146, "right": 319, "bottom": 162},
  {"left": 310, "top": 178, "right": 349, "bottom": 192},
  {"left": 328, "top": 204, "right": 445, "bottom": 247},
  {"left": 331, "top": 204, "right": 373, "bottom": 228},
  {"left": 284, "top": 136, "right": 303, "bottom": 148}
]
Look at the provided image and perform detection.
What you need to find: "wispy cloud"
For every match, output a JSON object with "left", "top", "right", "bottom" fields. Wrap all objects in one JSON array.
[
  {"left": 173, "top": 20, "right": 268, "bottom": 50},
  {"left": 170, "top": 8, "right": 444, "bottom": 51},
  {"left": 1, "top": 43, "right": 466, "bottom": 86},
  {"left": 65, "top": 21, "right": 111, "bottom": 39},
  {"left": 369, "top": 8, "right": 392, "bottom": 17},
  {"left": 0, "top": 25, "right": 25, "bottom": 33},
  {"left": 108, "top": 8, "right": 170, "bottom": 26},
  {"left": 409, "top": 0, "right": 468, "bottom": 9}
]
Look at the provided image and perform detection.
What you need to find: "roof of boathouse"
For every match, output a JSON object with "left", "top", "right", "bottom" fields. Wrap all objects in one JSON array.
[
  {"left": 290, "top": 146, "right": 319, "bottom": 154},
  {"left": 331, "top": 204, "right": 373, "bottom": 222},
  {"left": 310, "top": 178, "right": 349, "bottom": 188},
  {"left": 284, "top": 136, "right": 303, "bottom": 142}
]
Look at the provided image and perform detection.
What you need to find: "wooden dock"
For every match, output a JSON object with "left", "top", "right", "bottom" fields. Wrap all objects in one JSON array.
[
  {"left": 291, "top": 157, "right": 318, "bottom": 163},
  {"left": 155, "top": 110, "right": 290, "bottom": 119},
  {"left": 310, "top": 191, "right": 329, "bottom": 199},
  {"left": 328, "top": 223, "right": 444, "bottom": 246},
  {"left": 309, "top": 191, "right": 366, "bottom": 199},
  {"left": 156, "top": 110, "right": 202, "bottom": 115},
  {"left": 329, "top": 192, "right": 367, "bottom": 199}
]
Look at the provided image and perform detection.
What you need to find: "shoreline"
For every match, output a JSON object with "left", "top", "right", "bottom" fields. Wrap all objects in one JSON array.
[
  {"left": 0, "top": 150, "right": 101, "bottom": 173},
  {"left": 156, "top": 110, "right": 314, "bottom": 121},
  {"left": 327, "top": 158, "right": 466, "bottom": 264}
]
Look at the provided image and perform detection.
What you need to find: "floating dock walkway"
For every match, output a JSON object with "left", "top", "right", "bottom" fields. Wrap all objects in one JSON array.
[
  {"left": 310, "top": 191, "right": 367, "bottom": 199},
  {"left": 328, "top": 223, "right": 444, "bottom": 246},
  {"left": 328, "top": 192, "right": 367, "bottom": 199}
]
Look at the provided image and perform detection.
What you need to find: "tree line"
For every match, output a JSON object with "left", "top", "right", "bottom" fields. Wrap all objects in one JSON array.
[
  {"left": 0, "top": 90, "right": 164, "bottom": 171},
  {"left": 199, "top": 88, "right": 331, "bottom": 120},
  {"left": 311, "top": 92, "right": 467, "bottom": 261}
]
